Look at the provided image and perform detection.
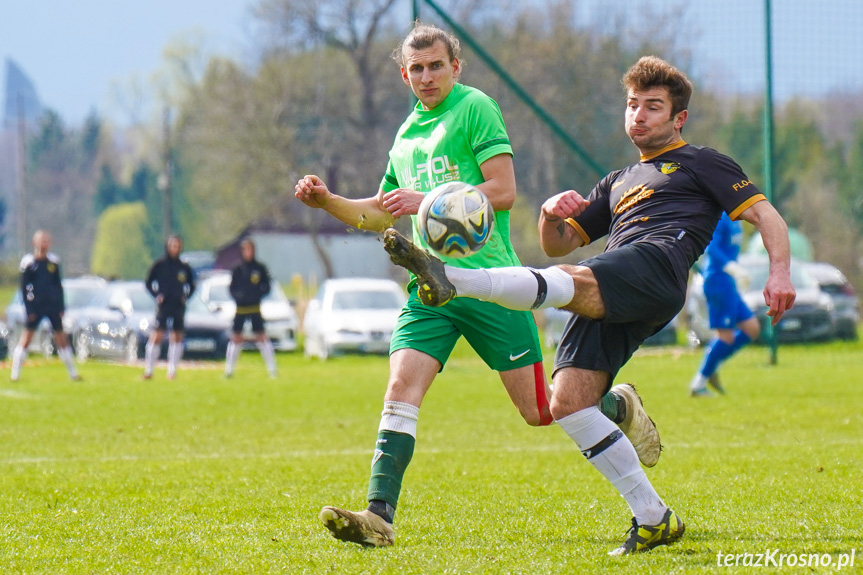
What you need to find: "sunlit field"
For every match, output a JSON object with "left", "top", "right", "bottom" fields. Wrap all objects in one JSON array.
[{"left": 1, "top": 337, "right": 861, "bottom": 574}]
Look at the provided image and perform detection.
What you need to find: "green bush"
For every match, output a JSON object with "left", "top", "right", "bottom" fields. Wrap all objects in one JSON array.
[{"left": 90, "top": 202, "right": 152, "bottom": 279}]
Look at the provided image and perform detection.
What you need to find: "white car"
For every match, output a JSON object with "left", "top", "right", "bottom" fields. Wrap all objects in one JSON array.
[
  {"left": 303, "top": 278, "right": 407, "bottom": 360},
  {"left": 197, "top": 272, "right": 299, "bottom": 351}
]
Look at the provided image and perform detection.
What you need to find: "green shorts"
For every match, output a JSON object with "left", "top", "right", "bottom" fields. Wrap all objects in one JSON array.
[{"left": 390, "top": 286, "right": 542, "bottom": 372}]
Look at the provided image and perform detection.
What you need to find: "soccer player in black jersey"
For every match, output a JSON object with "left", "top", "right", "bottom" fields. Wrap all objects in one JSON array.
[
  {"left": 143, "top": 235, "right": 196, "bottom": 380},
  {"left": 224, "top": 239, "right": 277, "bottom": 378},
  {"left": 10, "top": 230, "right": 81, "bottom": 382},
  {"left": 385, "top": 56, "right": 797, "bottom": 555}
]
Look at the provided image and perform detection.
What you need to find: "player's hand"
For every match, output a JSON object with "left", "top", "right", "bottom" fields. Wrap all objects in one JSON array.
[
  {"left": 382, "top": 188, "right": 423, "bottom": 219},
  {"left": 156, "top": 295, "right": 164, "bottom": 305},
  {"left": 294, "top": 175, "right": 330, "bottom": 208},
  {"left": 541, "top": 190, "right": 590, "bottom": 222},
  {"left": 763, "top": 270, "right": 796, "bottom": 325}
]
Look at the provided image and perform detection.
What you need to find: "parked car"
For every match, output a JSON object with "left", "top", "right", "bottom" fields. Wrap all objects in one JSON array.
[
  {"left": 803, "top": 261, "right": 859, "bottom": 340},
  {"left": 5, "top": 275, "right": 108, "bottom": 357},
  {"left": 74, "top": 281, "right": 232, "bottom": 363},
  {"left": 543, "top": 307, "right": 678, "bottom": 349},
  {"left": 303, "top": 278, "right": 407, "bottom": 360},
  {"left": 196, "top": 271, "right": 299, "bottom": 351},
  {"left": 686, "top": 254, "right": 835, "bottom": 345}
]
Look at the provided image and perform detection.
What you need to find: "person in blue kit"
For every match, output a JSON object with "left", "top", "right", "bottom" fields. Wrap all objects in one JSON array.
[{"left": 688, "top": 212, "right": 760, "bottom": 396}]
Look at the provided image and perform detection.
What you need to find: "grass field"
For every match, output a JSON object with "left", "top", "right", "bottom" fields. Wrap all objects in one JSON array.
[{"left": 1, "top": 337, "right": 861, "bottom": 574}]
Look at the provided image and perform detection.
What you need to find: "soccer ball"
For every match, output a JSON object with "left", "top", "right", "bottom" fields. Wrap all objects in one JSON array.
[{"left": 417, "top": 182, "right": 494, "bottom": 258}]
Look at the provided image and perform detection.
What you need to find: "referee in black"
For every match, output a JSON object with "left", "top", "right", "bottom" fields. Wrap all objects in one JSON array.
[
  {"left": 224, "top": 238, "right": 278, "bottom": 378},
  {"left": 10, "top": 230, "right": 81, "bottom": 382},
  {"left": 143, "top": 235, "right": 195, "bottom": 380}
]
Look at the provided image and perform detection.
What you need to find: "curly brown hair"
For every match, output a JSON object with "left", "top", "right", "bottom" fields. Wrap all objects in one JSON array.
[{"left": 622, "top": 56, "right": 692, "bottom": 117}]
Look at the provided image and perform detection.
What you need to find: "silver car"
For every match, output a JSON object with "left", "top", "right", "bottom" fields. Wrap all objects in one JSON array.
[
  {"left": 303, "top": 278, "right": 406, "bottom": 360},
  {"left": 5, "top": 275, "right": 107, "bottom": 357},
  {"left": 803, "top": 261, "right": 859, "bottom": 341}
]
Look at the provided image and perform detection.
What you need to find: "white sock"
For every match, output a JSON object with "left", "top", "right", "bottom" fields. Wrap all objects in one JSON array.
[
  {"left": 557, "top": 407, "right": 667, "bottom": 525},
  {"left": 444, "top": 265, "right": 575, "bottom": 310},
  {"left": 167, "top": 342, "right": 177, "bottom": 377},
  {"left": 379, "top": 401, "right": 420, "bottom": 437},
  {"left": 225, "top": 341, "right": 239, "bottom": 375},
  {"left": 58, "top": 346, "right": 78, "bottom": 378},
  {"left": 168, "top": 342, "right": 183, "bottom": 376},
  {"left": 689, "top": 374, "right": 707, "bottom": 392},
  {"left": 11, "top": 345, "right": 26, "bottom": 380},
  {"left": 257, "top": 339, "right": 277, "bottom": 376},
  {"left": 144, "top": 341, "right": 157, "bottom": 375}
]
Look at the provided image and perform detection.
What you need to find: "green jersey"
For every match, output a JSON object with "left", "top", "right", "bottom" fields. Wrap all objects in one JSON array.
[{"left": 381, "top": 83, "right": 521, "bottom": 271}]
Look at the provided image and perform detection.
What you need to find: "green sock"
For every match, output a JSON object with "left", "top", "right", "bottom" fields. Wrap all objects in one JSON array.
[
  {"left": 367, "top": 430, "right": 415, "bottom": 516},
  {"left": 599, "top": 390, "right": 626, "bottom": 424}
]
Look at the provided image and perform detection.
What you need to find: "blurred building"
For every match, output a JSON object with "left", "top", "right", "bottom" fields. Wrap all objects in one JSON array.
[{"left": 0, "top": 58, "right": 43, "bottom": 258}]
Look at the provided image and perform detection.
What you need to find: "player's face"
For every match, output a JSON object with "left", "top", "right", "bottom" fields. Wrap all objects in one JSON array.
[
  {"left": 401, "top": 40, "right": 460, "bottom": 110},
  {"left": 33, "top": 232, "right": 51, "bottom": 256},
  {"left": 625, "top": 87, "right": 687, "bottom": 155},
  {"left": 166, "top": 238, "right": 182, "bottom": 258},
  {"left": 241, "top": 243, "right": 254, "bottom": 261}
]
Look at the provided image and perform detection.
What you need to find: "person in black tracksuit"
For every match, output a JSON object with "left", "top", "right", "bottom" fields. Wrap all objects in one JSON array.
[
  {"left": 224, "top": 238, "right": 277, "bottom": 378},
  {"left": 143, "top": 235, "right": 195, "bottom": 380},
  {"left": 11, "top": 230, "right": 80, "bottom": 382}
]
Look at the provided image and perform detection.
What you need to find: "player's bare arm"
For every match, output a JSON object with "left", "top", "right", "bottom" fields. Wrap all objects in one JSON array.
[
  {"left": 538, "top": 190, "right": 590, "bottom": 257},
  {"left": 475, "top": 153, "right": 517, "bottom": 211},
  {"left": 738, "top": 200, "right": 796, "bottom": 324},
  {"left": 295, "top": 175, "right": 395, "bottom": 232}
]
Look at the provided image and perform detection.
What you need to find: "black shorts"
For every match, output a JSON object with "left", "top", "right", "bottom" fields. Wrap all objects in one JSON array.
[
  {"left": 233, "top": 312, "right": 265, "bottom": 334},
  {"left": 25, "top": 309, "right": 63, "bottom": 331},
  {"left": 554, "top": 243, "right": 686, "bottom": 386},
  {"left": 155, "top": 302, "right": 186, "bottom": 331}
]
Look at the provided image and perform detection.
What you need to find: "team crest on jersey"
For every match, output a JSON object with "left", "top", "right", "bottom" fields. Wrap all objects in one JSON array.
[
  {"left": 660, "top": 162, "right": 680, "bottom": 174},
  {"left": 178, "top": 271, "right": 187, "bottom": 282},
  {"left": 47, "top": 263, "right": 56, "bottom": 273},
  {"left": 251, "top": 272, "right": 260, "bottom": 284}
]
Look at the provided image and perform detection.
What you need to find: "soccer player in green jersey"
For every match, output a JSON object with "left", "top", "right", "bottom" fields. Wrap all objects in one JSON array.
[{"left": 295, "top": 23, "right": 658, "bottom": 548}]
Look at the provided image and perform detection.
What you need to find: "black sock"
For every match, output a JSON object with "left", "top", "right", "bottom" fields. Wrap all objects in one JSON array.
[{"left": 367, "top": 500, "right": 395, "bottom": 524}]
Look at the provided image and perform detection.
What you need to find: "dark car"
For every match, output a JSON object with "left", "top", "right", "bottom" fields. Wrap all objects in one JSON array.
[
  {"left": 74, "top": 281, "right": 231, "bottom": 363},
  {"left": 687, "top": 255, "right": 835, "bottom": 345}
]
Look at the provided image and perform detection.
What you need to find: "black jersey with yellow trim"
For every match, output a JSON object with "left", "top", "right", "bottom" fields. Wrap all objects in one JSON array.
[{"left": 568, "top": 141, "right": 764, "bottom": 282}]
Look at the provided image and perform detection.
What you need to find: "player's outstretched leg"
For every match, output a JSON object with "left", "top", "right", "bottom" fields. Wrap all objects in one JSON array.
[
  {"left": 609, "top": 508, "right": 685, "bottom": 555},
  {"left": 383, "top": 228, "right": 455, "bottom": 307},
  {"left": 611, "top": 383, "right": 662, "bottom": 468},
  {"left": 319, "top": 506, "right": 394, "bottom": 547}
]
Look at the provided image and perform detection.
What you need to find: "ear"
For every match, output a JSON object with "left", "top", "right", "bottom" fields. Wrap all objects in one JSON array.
[
  {"left": 401, "top": 66, "right": 410, "bottom": 86},
  {"left": 451, "top": 58, "right": 461, "bottom": 79},
  {"left": 674, "top": 109, "right": 688, "bottom": 130}
]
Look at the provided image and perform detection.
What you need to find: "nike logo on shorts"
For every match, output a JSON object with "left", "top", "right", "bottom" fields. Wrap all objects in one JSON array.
[{"left": 509, "top": 349, "right": 530, "bottom": 361}]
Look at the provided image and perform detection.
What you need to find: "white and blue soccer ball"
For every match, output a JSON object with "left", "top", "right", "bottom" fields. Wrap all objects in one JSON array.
[{"left": 417, "top": 182, "right": 494, "bottom": 258}]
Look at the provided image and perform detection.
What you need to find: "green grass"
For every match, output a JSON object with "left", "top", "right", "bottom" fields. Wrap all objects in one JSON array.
[{"left": 1, "top": 339, "right": 861, "bottom": 574}]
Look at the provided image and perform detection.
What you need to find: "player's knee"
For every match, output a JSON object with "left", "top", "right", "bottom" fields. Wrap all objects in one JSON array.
[{"left": 518, "top": 406, "right": 545, "bottom": 427}]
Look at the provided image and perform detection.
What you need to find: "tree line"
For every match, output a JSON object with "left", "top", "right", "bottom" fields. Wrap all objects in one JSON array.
[{"left": 8, "top": 0, "right": 863, "bottom": 286}]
